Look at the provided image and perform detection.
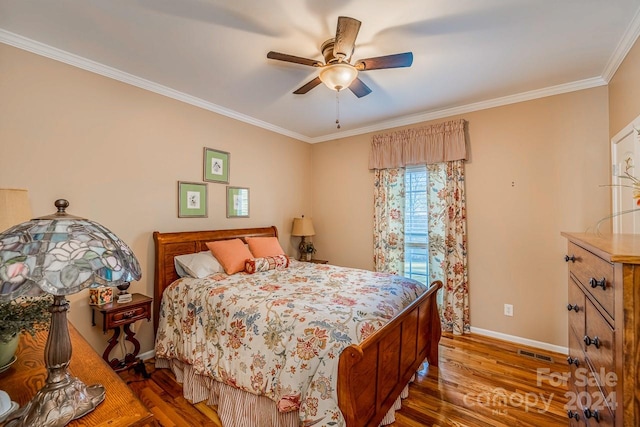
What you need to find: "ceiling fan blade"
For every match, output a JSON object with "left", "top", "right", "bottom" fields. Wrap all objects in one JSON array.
[
  {"left": 267, "top": 51, "right": 322, "bottom": 67},
  {"left": 348, "top": 77, "right": 372, "bottom": 98},
  {"left": 355, "top": 52, "right": 413, "bottom": 71},
  {"left": 293, "top": 77, "right": 323, "bottom": 94},
  {"left": 334, "top": 16, "right": 361, "bottom": 60}
]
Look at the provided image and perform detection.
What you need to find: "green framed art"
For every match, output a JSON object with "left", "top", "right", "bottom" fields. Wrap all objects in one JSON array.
[
  {"left": 203, "top": 147, "right": 230, "bottom": 184},
  {"left": 226, "top": 186, "right": 249, "bottom": 218},
  {"left": 178, "top": 181, "right": 208, "bottom": 218}
]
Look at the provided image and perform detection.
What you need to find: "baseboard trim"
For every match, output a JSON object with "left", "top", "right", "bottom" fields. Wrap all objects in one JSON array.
[
  {"left": 139, "top": 349, "right": 156, "bottom": 361},
  {"left": 470, "top": 327, "right": 568, "bottom": 355}
]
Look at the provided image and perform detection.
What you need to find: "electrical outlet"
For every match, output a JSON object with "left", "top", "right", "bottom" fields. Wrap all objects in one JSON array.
[{"left": 504, "top": 304, "right": 513, "bottom": 317}]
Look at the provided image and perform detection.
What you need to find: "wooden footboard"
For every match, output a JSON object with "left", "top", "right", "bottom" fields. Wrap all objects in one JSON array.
[{"left": 337, "top": 280, "right": 442, "bottom": 427}]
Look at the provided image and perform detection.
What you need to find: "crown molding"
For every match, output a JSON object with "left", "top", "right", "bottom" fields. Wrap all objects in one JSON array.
[
  {"left": 309, "top": 77, "right": 607, "bottom": 143},
  {"left": 602, "top": 6, "right": 640, "bottom": 82},
  {"left": 0, "top": 29, "right": 312, "bottom": 143},
  {"left": 0, "top": 29, "right": 612, "bottom": 145}
]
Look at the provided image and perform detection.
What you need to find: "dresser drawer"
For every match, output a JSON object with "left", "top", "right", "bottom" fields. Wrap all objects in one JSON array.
[
  {"left": 567, "top": 384, "right": 588, "bottom": 427},
  {"left": 567, "top": 328, "right": 586, "bottom": 376},
  {"left": 567, "top": 243, "right": 615, "bottom": 319},
  {"left": 584, "top": 380, "right": 615, "bottom": 427},
  {"left": 583, "top": 299, "right": 615, "bottom": 397},
  {"left": 568, "top": 277, "right": 586, "bottom": 341}
]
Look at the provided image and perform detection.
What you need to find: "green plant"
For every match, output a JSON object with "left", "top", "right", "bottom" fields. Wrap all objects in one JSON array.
[{"left": 0, "top": 295, "right": 52, "bottom": 343}]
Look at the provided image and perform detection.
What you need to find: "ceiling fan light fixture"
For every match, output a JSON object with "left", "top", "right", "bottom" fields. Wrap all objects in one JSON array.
[{"left": 319, "top": 63, "right": 358, "bottom": 91}]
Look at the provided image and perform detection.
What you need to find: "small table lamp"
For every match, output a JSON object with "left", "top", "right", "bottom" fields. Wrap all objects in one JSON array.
[
  {"left": 291, "top": 215, "right": 315, "bottom": 260},
  {"left": 0, "top": 199, "right": 141, "bottom": 427}
]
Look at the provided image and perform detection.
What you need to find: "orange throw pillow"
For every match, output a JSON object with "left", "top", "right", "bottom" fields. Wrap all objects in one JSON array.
[
  {"left": 245, "top": 236, "right": 285, "bottom": 258},
  {"left": 206, "top": 239, "right": 254, "bottom": 275}
]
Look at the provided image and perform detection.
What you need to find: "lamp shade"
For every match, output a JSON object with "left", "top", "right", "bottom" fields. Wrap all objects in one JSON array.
[
  {"left": 0, "top": 199, "right": 141, "bottom": 302},
  {"left": 319, "top": 63, "right": 358, "bottom": 91},
  {"left": 291, "top": 217, "right": 315, "bottom": 237},
  {"left": 0, "top": 188, "right": 32, "bottom": 232}
]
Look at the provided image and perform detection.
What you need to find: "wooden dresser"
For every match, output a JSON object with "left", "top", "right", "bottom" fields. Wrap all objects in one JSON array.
[
  {"left": 0, "top": 322, "right": 155, "bottom": 426},
  {"left": 562, "top": 232, "right": 640, "bottom": 427}
]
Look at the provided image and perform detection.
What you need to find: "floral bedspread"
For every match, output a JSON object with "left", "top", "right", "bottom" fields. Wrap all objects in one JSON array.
[{"left": 155, "top": 261, "right": 427, "bottom": 427}]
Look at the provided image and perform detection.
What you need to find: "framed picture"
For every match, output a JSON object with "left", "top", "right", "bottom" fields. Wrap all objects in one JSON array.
[
  {"left": 178, "top": 181, "right": 208, "bottom": 218},
  {"left": 203, "top": 147, "right": 230, "bottom": 184},
  {"left": 226, "top": 186, "right": 250, "bottom": 218}
]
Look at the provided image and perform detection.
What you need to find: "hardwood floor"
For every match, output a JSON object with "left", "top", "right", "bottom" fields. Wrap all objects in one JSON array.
[{"left": 120, "top": 333, "right": 568, "bottom": 427}]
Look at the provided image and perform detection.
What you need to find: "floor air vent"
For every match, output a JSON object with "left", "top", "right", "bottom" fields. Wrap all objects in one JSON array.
[{"left": 517, "top": 349, "right": 553, "bottom": 363}]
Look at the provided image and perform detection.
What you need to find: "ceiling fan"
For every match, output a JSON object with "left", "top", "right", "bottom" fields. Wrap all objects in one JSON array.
[{"left": 267, "top": 16, "right": 413, "bottom": 98}]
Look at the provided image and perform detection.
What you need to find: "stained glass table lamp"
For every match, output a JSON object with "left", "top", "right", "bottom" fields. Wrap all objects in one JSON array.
[{"left": 0, "top": 199, "right": 141, "bottom": 426}]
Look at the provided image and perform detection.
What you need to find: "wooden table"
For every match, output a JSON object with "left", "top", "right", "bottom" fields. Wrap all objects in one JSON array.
[{"left": 0, "top": 322, "right": 155, "bottom": 426}]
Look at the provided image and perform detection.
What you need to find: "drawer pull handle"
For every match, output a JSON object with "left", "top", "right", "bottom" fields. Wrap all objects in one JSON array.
[
  {"left": 567, "top": 410, "right": 580, "bottom": 420},
  {"left": 122, "top": 311, "right": 136, "bottom": 319},
  {"left": 566, "top": 303, "right": 579, "bottom": 312},
  {"left": 589, "top": 277, "right": 606, "bottom": 290},
  {"left": 566, "top": 356, "right": 580, "bottom": 367},
  {"left": 583, "top": 335, "right": 601, "bottom": 349},
  {"left": 583, "top": 408, "right": 600, "bottom": 422},
  {"left": 564, "top": 255, "right": 576, "bottom": 263}
]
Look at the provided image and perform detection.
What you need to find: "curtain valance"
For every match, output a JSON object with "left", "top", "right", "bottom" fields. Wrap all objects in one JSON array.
[{"left": 368, "top": 119, "right": 467, "bottom": 169}]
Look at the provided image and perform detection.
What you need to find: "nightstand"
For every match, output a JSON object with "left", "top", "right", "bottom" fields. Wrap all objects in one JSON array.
[
  {"left": 91, "top": 293, "right": 152, "bottom": 377},
  {"left": 301, "top": 258, "right": 329, "bottom": 264}
]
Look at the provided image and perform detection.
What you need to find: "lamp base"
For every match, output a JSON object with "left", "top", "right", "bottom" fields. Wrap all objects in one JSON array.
[
  {"left": 298, "top": 236, "right": 307, "bottom": 261},
  {"left": 5, "top": 376, "right": 105, "bottom": 427},
  {"left": 5, "top": 295, "right": 106, "bottom": 427}
]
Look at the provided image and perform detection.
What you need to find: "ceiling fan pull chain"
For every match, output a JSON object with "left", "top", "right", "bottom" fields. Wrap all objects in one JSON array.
[{"left": 336, "top": 90, "right": 341, "bottom": 129}]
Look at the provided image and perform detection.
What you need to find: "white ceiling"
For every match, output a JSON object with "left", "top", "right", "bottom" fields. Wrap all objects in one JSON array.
[{"left": 1, "top": 0, "right": 640, "bottom": 143}]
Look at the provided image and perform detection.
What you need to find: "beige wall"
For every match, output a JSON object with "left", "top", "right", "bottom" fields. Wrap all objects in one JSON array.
[
  {"left": 609, "top": 38, "right": 640, "bottom": 137},
  {"left": 312, "top": 87, "right": 610, "bottom": 347},
  {"left": 0, "top": 44, "right": 312, "bottom": 355},
  {"left": 5, "top": 33, "right": 639, "bottom": 353}
]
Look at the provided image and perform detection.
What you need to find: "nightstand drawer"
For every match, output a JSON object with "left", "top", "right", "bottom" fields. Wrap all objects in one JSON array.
[
  {"left": 106, "top": 306, "right": 149, "bottom": 329},
  {"left": 92, "top": 294, "right": 152, "bottom": 333}
]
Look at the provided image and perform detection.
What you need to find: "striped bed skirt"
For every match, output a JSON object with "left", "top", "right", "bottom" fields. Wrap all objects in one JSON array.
[{"left": 155, "top": 358, "right": 414, "bottom": 426}]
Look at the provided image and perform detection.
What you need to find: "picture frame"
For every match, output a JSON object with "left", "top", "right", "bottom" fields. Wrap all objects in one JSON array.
[
  {"left": 178, "top": 181, "right": 208, "bottom": 218},
  {"left": 203, "top": 147, "right": 230, "bottom": 184},
  {"left": 226, "top": 186, "right": 250, "bottom": 218}
]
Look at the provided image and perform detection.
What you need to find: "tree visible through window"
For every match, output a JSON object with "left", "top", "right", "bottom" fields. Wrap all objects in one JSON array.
[{"left": 404, "top": 166, "right": 428, "bottom": 284}]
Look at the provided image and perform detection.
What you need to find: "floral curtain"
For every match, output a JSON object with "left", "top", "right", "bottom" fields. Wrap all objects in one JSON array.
[
  {"left": 426, "top": 161, "right": 469, "bottom": 335},
  {"left": 371, "top": 119, "right": 469, "bottom": 335},
  {"left": 373, "top": 168, "right": 405, "bottom": 275}
]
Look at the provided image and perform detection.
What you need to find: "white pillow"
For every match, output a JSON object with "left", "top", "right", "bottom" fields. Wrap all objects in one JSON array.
[{"left": 174, "top": 251, "right": 224, "bottom": 278}]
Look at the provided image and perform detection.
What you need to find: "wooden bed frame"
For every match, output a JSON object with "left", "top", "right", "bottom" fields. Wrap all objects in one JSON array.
[{"left": 153, "top": 226, "right": 442, "bottom": 427}]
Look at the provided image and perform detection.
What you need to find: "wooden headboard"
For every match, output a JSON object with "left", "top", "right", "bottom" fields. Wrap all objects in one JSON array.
[{"left": 152, "top": 225, "right": 278, "bottom": 332}]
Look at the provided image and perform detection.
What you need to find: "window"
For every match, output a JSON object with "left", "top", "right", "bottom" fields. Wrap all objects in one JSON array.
[{"left": 404, "top": 166, "right": 428, "bottom": 284}]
